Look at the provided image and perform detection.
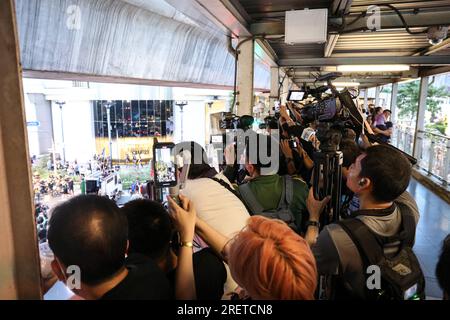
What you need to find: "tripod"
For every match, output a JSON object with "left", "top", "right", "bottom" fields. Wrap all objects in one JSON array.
[{"left": 312, "top": 122, "right": 344, "bottom": 226}]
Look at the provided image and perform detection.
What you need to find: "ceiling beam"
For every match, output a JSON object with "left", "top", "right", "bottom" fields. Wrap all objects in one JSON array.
[
  {"left": 194, "top": 0, "right": 278, "bottom": 67},
  {"left": 292, "top": 77, "right": 402, "bottom": 83},
  {"left": 279, "top": 56, "right": 450, "bottom": 66},
  {"left": 414, "top": 37, "right": 450, "bottom": 56},
  {"left": 326, "top": 1, "right": 354, "bottom": 57},
  {"left": 251, "top": 10, "right": 450, "bottom": 37},
  {"left": 341, "top": 10, "right": 450, "bottom": 31},
  {"left": 419, "top": 66, "right": 450, "bottom": 77}
]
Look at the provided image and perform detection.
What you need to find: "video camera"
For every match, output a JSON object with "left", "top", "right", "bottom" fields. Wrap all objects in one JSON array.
[
  {"left": 288, "top": 73, "right": 416, "bottom": 226},
  {"left": 219, "top": 113, "right": 254, "bottom": 131}
]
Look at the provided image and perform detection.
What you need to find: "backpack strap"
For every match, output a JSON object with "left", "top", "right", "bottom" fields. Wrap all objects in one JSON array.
[
  {"left": 278, "top": 175, "right": 294, "bottom": 210},
  {"left": 238, "top": 182, "right": 265, "bottom": 215},
  {"left": 209, "top": 177, "right": 252, "bottom": 215},
  {"left": 395, "top": 202, "right": 416, "bottom": 248},
  {"left": 276, "top": 175, "right": 297, "bottom": 228},
  {"left": 338, "top": 218, "right": 384, "bottom": 267}
]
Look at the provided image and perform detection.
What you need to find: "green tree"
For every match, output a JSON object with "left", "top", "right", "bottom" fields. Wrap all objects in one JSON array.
[
  {"left": 397, "top": 81, "right": 420, "bottom": 121},
  {"left": 397, "top": 80, "right": 448, "bottom": 123}
]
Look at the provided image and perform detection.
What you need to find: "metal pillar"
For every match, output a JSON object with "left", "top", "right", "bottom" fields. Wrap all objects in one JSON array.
[
  {"left": 237, "top": 39, "right": 254, "bottom": 117},
  {"left": 269, "top": 67, "right": 279, "bottom": 114},
  {"left": 375, "top": 86, "right": 381, "bottom": 107},
  {"left": 281, "top": 76, "right": 290, "bottom": 105},
  {"left": 176, "top": 101, "right": 188, "bottom": 142},
  {"left": 413, "top": 77, "right": 429, "bottom": 161},
  {"left": 55, "top": 101, "right": 66, "bottom": 163},
  {"left": 104, "top": 102, "right": 113, "bottom": 165},
  {"left": 363, "top": 89, "right": 368, "bottom": 112},
  {"left": 390, "top": 82, "right": 398, "bottom": 123},
  {"left": 443, "top": 139, "right": 450, "bottom": 187}
]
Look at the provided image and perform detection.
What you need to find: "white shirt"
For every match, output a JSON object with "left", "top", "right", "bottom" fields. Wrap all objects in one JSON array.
[
  {"left": 181, "top": 172, "right": 250, "bottom": 297},
  {"left": 182, "top": 172, "right": 249, "bottom": 239}
]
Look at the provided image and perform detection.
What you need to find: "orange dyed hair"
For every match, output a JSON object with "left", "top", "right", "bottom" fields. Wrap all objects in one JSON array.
[{"left": 228, "top": 216, "right": 318, "bottom": 300}]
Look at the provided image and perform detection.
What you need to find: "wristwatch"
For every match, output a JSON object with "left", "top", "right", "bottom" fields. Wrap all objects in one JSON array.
[
  {"left": 180, "top": 241, "right": 194, "bottom": 248},
  {"left": 306, "top": 220, "right": 320, "bottom": 229}
]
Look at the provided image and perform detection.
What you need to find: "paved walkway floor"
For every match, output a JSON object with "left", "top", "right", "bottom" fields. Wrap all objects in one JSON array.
[{"left": 409, "top": 179, "right": 450, "bottom": 299}]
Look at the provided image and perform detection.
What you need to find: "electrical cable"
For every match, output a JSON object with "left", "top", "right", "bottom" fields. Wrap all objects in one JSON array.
[{"left": 338, "top": 4, "right": 428, "bottom": 35}]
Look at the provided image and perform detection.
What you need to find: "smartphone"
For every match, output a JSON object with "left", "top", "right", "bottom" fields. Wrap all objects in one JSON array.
[{"left": 153, "top": 143, "right": 177, "bottom": 187}]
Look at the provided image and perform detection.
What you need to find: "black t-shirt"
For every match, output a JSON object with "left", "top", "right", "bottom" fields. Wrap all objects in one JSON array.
[
  {"left": 101, "top": 259, "right": 172, "bottom": 300},
  {"left": 126, "top": 249, "right": 227, "bottom": 300}
]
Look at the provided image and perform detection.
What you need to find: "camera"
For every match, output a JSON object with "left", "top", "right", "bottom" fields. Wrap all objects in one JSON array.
[
  {"left": 259, "top": 115, "right": 279, "bottom": 130},
  {"left": 288, "top": 135, "right": 298, "bottom": 149},
  {"left": 219, "top": 113, "right": 254, "bottom": 131},
  {"left": 427, "top": 26, "right": 448, "bottom": 45}
]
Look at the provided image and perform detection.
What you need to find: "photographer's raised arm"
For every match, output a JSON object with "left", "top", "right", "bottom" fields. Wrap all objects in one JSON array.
[
  {"left": 194, "top": 216, "right": 232, "bottom": 263},
  {"left": 167, "top": 194, "right": 196, "bottom": 300},
  {"left": 305, "top": 188, "right": 331, "bottom": 246}
]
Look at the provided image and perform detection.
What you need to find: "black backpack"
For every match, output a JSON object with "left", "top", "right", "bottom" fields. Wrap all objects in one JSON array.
[
  {"left": 238, "top": 175, "right": 298, "bottom": 231},
  {"left": 338, "top": 203, "right": 425, "bottom": 300}
]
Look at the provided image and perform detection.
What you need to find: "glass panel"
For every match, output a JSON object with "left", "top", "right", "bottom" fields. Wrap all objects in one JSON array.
[
  {"left": 123, "top": 101, "right": 132, "bottom": 122},
  {"left": 140, "top": 123, "right": 148, "bottom": 137},
  {"left": 94, "top": 121, "right": 99, "bottom": 137},
  {"left": 380, "top": 85, "right": 392, "bottom": 109},
  {"left": 97, "top": 101, "right": 102, "bottom": 123},
  {"left": 147, "top": 100, "right": 155, "bottom": 121},
  {"left": 115, "top": 122, "right": 124, "bottom": 138},
  {"left": 108, "top": 104, "right": 116, "bottom": 123},
  {"left": 396, "top": 79, "right": 421, "bottom": 155},
  {"left": 154, "top": 121, "right": 162, "bottom": 136},
  {"left": 154, "top": 101, "right": 161, "bottom": 121},
  {"left": 102, "top": 122, "right": 109, "bottom": 138},
  {"left": 148, "top": 121, "right": 155, "bottom": 136},
  {"left": 160, "top": 101, "right": 167, "bottom": 120},
  {"left": 161, "top": 121, "right": 167, "bottom": 136},
  {"left": 166, "top": 118, "right": 174, "bottom": 136},
  {"left": 115, "top": 100, "right": 123, "bottom": 122},
  {"left": 101, "top": 101, "right": 108, "bottom": 122},
  {"left": 132, "top": 101, "right": 140, "bottom": 122},
  {"left": 123, "top": 123, "right": 132, "bottom": 137},
  {"left": 139, "top": 100, "right": 147, "bottom": 122},
  {"left": 166, "top": 101, "right": 173, "bottom": 120}
]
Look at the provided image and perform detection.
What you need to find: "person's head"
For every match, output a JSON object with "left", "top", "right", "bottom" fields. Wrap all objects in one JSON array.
[
  {"left": 47, "top": 195, "right": 128, "bottom": 295},
  {"left": 121, "top": 199, "right": 174, "bottom": 263},
  {"left": 228, "top": 216, "right": 317, "bottom": 300},
  {"left": 346, "top": 145, "right": 411, "bottom": 203},
  {"left": 383, "top": 109, "right": 391, "bottom": 120},
  {"left": 342, "top": 128, "right": 357, "bottom": 142},
  {"left": 340, "top": 139, "right": 362, "bottom": 179},
  {"left": 175, "top": 141, "right": 212, "bottom": 179},
  {"left": 374, "top": 107, "right": 383, "bottom": 115},
  {"left": 245, "top": 134, "right": 275, "bottom": 178},
  {"left": 436, "top": 234, "right": 450, "bottom": 300}
]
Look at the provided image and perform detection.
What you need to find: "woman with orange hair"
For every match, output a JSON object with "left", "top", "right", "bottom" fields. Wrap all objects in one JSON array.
[{"left": 168, "top": 194, "right": 318, "bottom": 300}]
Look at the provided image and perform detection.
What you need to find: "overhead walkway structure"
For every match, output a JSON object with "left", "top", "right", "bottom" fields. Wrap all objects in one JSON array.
[{"left": 0, "top": 0, "right": 450, "bottom": 298}]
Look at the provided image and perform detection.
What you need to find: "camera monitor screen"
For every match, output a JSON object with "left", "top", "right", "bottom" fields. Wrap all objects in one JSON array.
[
  {"left": 287, "top": 90, "right": 305, "bottom": 102},
  {"left": 153, "top": 143, "right": 177, "bottom": 187}
]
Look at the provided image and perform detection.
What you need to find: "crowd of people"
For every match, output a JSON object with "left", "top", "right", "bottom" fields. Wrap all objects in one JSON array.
[
  {"left": 38, "top": 103, "right": 450, "bottom": 301},
  {"left": 33, "top": 174, "right": 75, "bottom": 200}
]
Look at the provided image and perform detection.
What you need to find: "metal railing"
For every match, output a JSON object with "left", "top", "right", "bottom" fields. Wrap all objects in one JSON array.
[
  {"left": 417, "top": 130, "right": 450, "bottom": 187},
  {"left": 392, "top": 124, "right": 415, "bottom": 157},
  {"left": 394, "top": 126, "right": 450, "bottom": 187}
]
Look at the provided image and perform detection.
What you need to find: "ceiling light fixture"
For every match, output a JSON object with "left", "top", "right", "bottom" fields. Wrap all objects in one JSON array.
[
  {"left": 324, "top": 82, "right": 360, "bottom": 87},
  {"left": 337, "top": 65, "right": 410, "bottom": 72}
]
